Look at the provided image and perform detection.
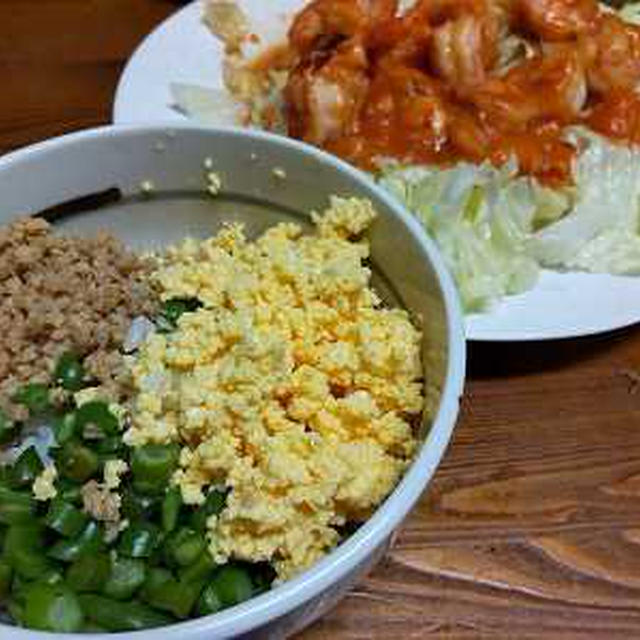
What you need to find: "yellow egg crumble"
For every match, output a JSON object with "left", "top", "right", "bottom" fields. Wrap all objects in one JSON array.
[{"left": 124, "top": 196, "right": 424, "bottom": 580}]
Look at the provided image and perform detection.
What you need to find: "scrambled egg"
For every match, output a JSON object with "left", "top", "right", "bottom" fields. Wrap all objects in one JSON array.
[
  {"left": 125, "top": 197, "right": 424, "bottom": 580},
  {"left": 33, "top": 464, "right": 58, "bottom": 502}
]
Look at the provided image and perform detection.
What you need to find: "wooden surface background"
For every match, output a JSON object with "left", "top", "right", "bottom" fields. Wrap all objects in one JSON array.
[{"left": 3, "top": 1, "right": 640, "bottom": 637}]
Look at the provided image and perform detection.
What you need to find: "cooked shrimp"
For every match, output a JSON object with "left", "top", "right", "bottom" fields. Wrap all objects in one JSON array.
[
  {"left": 579, "top": 14, "right": 640, "bottom": 94},
  {"left": 511, "top": 0, "right": 598, "bottom": 40},
  {"left": 430, "top": 14, "right": 495, "bottom": 88},
  {"left": 472, "top": 47, "right": 586, "bottom": 125},
  {"left": 288, "top": 0, "right": 368, "bottom": 55},
  {"left": 285, "top": 38, "right": 369, "bottom": 144},
  {"left": 289, "top": 0, "right": 399, "bottom": 56}
]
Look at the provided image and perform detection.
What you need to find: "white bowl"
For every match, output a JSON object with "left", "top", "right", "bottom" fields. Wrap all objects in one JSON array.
[{"left": 0, "top": 125, "right": 465, "bottom": 640}]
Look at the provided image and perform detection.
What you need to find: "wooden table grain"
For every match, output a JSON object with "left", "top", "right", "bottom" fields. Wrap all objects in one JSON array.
[{"left": 4, "top": 2, "right": 640, "bottom": 637}]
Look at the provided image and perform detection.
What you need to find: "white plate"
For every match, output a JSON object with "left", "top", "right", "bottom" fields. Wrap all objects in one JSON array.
[{"left": 113, "top": 0, "right": 640, "bottom": 341}]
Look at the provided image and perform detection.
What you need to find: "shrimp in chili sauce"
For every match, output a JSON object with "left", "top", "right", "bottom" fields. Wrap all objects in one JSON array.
[{"left": 233, "top": 0, "right": 640, "bottom": 187}]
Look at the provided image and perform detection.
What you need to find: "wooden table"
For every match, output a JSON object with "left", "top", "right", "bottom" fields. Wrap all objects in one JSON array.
[{"left": 4, "top": 2, "right": 640, "bottom": 637}]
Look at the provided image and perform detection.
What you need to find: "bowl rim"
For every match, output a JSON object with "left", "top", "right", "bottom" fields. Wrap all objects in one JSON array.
[{"left": 0, "top": 124, "right": 466, "bottom": 640}]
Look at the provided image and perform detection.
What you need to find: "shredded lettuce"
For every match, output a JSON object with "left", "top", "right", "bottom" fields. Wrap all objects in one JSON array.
[
  {"left": 379, "top": 129, "right": 640, "bottom": 311},
  {"left": 379, "top": 161, "right": 569, "bottom": 311},
  {"left": 170, "top": 82, "right": 240, "bottom": 125},
  {"left": 530, "top": 128, "right": 640, "bottom": 272}
]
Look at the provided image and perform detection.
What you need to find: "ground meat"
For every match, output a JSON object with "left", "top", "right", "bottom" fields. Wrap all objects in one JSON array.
[{"left": 0, "top": 217, "right": 159, "bottom": 418}]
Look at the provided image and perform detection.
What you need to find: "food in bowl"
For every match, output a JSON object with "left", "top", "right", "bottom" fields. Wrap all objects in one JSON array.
[
  {"left": 0, "top": 195, "right": 424, "bottom": 632},
  {"left": 175, "top": 0, "right": 640, "bottom": 311}
]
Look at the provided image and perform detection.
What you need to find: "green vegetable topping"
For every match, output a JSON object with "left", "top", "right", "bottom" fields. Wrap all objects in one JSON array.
[
  {"left": 10, "top": 446, "right": 44, "bottom": 489},
  {"left": 54, "top": 352, "right": 86, "bottom": 392},
  {"left": 66, "top": 552, "right": 110, "bottom": 593},
  {"left": 23, "top": 582, "right": 84, "bottom": 632},
  {"left": 118, "top": 522, "right": 162, "bottom": 559},
  {"left": 208, "top": 564, "right": 254, "bottom": 609},
  {"left": 13, "top": 383, "right": 50, "bottom": 414},
  {"left": 79, "top": 594, "right": 174, "bottom": 631},
  {"left": 48, "top": 520, "right": 103, "bottom": 563},
  {"left": 161, "top": 485, "right": 182, "bottom": 533},
  {"left": 57, "top": 440, "right": 99, "bottom": 482},
  {"left": 131, "top": 444, "right": 180, "bottom": 495},
  {"left": 103, "top": 555, "right": 147, "bottom": 600},
  {"left": 75, "top": 401, "right": 119, "bottom": 436},
  {"left": 157, "top": 297, "right": 203, "bottom": 332},
  {"left": 45, "top": 498, "right": 88, "bottom": 537}
]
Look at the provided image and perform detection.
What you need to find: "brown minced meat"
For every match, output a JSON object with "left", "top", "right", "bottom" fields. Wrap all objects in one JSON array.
[{"left": 0, "top": 217, "right": 159, "bottom": 419}]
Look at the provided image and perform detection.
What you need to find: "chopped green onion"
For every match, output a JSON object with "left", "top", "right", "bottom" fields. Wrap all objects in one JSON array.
[
  {"left": 131, "top": 444, "right": 180, "bottom": 495},
  {"left": 190, "top": 489, "right": 226, "bottom": 531},
  {"left": 57, "top": 440, "right": 99, "bottom": 482},
  {"left": 0, "top": 409, "right": 16, "bottom": 445},
  {"left": 66, "top": 552, "right": 110, "bottom": 593},
  {"left": 118, "top": 522, "right": 162, "bottom": 559},
  {"left": 197, "top": 582, "right": 223, "bottom": 616},
  {"left": 0, "top": 561, "right": 12, "bottom": 600},
  {"left": 157, "top": 297, "right": 203, "bottom": 332},
  {"left": 54, "top": 352, "right": 86, "bottom": 392},
  {"left": 79, "top": 595, "right": 174, "bottom": 631},
  {"left": 48, "top": 520, "right": 103, "bottom": 563},
  {"left": 121, "top": 491, "right": 160, "bottom": 521},
  {"left": 179, "top": 550, "right": 216, "bottom": 585},
  {"left": 23, "top": 582, "right": 84, "bottom": 632},
  {"left": 209, "top": 564, "right": 253, "bottom": 609},
  {"left": 75, "top": 401, "right": 119, "bottom": 437},
  {"left": 13, "top": 383, "right": 50, "bottom": 414},
  {"left": 103, "top": 555, "right": 147, "bottom": 600},
  {"left": 141, "top": 567, "right": 202, "bottom": 618},
  {"left": 44, "top": 498, "right": 88, "bottom": 537},
  {"left": 52, "top": 412, "right": 77, "bottom": 446},
  {"left": 3, "top": 525, "right": 52, "bottom": 579},
  {"left": 0, "top": 485, "right": 35, "bottom": 525},
  {"left": 164, "top": 527, "right": 206, "bottom": 568},
  {"left": 161, "top": 485, "right": 182, "bottom": 533},
  {"left": 10, "top": 446, "right": 44, "bottom": 488}
]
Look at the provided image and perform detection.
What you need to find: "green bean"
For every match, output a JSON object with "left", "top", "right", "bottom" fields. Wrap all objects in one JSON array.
[
  {"left": 54, "top": 352, "right": 86, "bottom": 392},
  {"left": 79, "top": 594, "right": 174, "bottom": 631},
  {"left": 118, "top": 522, "right": 162, "bottom": 559},
  {"left": 164, "top": 527, "right": 206, "bottom": 568},
  {"left": 45, "top": 498, "right": 88, "bottom": 537},
  {"left": 209, "top": 564, "right": 254, "bottom": 609},
  {"left": 161, "top": 485, "right": 182, "bottom": 533},
  {"left": 0, "top": 561, "right": 11, "bottom": 600},
  {"left": 23, "top": 582, "right": 84, "bottom": 632},
  {"left": 57, "top": 439, "right": 99, "bottom": 482},
  {"left": 103, "top": 555, "right": 147, "bottom": 600},
  {"left": 190, "top": 488, "right": 227, "bottom": 532},
  {"left": 13, "top": 383, "right": 49, "bottom": 414},
  {"left": 179, "top": 550, "right": 216, "bottom": 585},
  {"left": 3, "top": 525, "right": 52, "bottom": 579},
  {"left": 66, "top": 552, "right": 111, "bottom": 593},
  {"left": 197, "top": 582, "right": 223, "bottom": 616},
  {"left": 10, "top": 446, "right": 44, "bottom": 488},
  {"left": 131, "top": 443, "right": 180, "bottom": 495},
  {"left": 76, "top": 401, "right": 119, "bottom": 437},
  {"left": 48, "top": 520, "right": 103, "bottom": 563},
  {"left": 52, "top": 412, "right": 77, "bottom": 446},
  {"left": 0, "top": 485, "right": 35, "bottom": 524}
]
